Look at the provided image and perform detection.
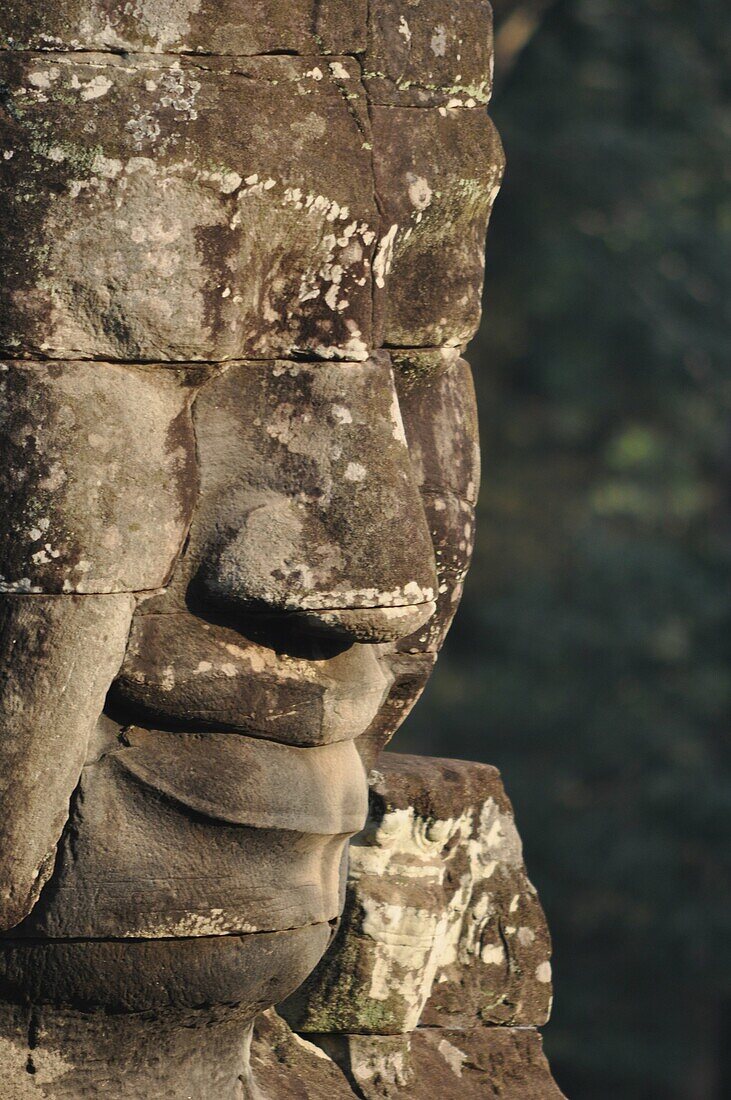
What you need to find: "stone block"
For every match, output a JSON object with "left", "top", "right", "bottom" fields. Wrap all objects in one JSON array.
[
  {"left": 309, "top": 1027, "right": 566, "bottom": 1099},
  {"left": 249, "top": 1010, "right": 358, "bottom": 1099},
  {"left": 281, "top": 753, "right": 553, "bottom": 1033},
  {"left": 394, "top": 351, "right": 479, "bottom": 653},
  {"left": 372, "top": 107, "right": 504, "bottom": 348},
  {"left": 356, "top": 652, "right": 437, "bottom": 769},
  {"left": 393, "top": 351, "right": 480, "bottom": 504},
  {"left": 365, "top": 0, "right": 494, "bottom": 107},
  {"left": 0, "top": 362, "right": 198, "bottom": 594},
  {"left": 0, "top": 595, "right": 133, "bottom": 931},
  {"left": 0, "top": 0, "right": 368, "bottom": 56},
  {"left": 0, "top": 54, "right": 376, "bottom": 361}
]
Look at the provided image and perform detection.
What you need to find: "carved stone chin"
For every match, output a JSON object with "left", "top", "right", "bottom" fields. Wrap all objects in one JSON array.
[{"left": 0, "top": 1, "right": 563, "bottom": 1097}]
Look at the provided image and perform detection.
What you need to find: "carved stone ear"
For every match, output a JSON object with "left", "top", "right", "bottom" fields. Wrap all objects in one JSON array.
[{"left": 0, "top": 595, "right": 133, "bottom": 932}]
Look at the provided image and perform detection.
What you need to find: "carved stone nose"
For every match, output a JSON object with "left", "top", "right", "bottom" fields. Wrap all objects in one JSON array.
[{"left": 193, "top": 357, "right": 438, "bottom": 643}]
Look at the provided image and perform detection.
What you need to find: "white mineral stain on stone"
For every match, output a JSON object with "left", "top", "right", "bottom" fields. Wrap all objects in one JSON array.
[
  {"left": 431, "top": 24, "right": 448, "bottom": 56},
  {"left": 398, "top": 16, "right": 412, "bottom": 43},
  {"left": 407, "top": 174, "right": 433, "bottom": 212},
  {"left": 345, "top": 462, "right": 367, "bottom": 482},
  {"left": 438, "top": 1038, "right": 467, "bottom": 1077},
  {"left": 331, "top": 405, "right": 353, "bottom": 425},
  {"left": 374, "top": 224, "right": 399, "bottom": 289},
  {"left": 482, "top": 942, "right": 506, "bottom": 966},
  {"left": 329, "top": 62, "right": 351, "bottom": 80},
  {"left": 79, "top": 74, "right": 114, "bottom": 101},
  {"left": 28, "top": 70, "right": 55, "bottom": 89},
  {"left": 92, "top": 153, "right": 123, "bottom": 178},
  {"left": 536, "top": 961, "right": 552, "bottom": 983}
]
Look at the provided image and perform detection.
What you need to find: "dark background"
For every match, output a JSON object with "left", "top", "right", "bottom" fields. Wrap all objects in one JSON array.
[{"left": 392, "top": 2, "right": 731, "bottom": 1097}]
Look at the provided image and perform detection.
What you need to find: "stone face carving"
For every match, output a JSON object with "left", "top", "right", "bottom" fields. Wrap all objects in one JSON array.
[{"left": 0, "top": 1, "right": 562, "bottom": 1096}]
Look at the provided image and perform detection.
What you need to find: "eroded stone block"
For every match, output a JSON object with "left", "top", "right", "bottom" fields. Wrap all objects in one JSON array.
[
  {"left": 0, "top": 362, "right": 198, "bottom": 594},
  {"left": 373, "top": 108, "right": 504, "bottom": 348},
  {"left": 0, "top": 0, "right": 368, "bottom": 56},
  {"left": 365, "top": 0, "right": 494, "bottom": 107},
  {"left": 0, "top": 595, "right": 133, "bottom": 931},
  {"left": 250, "top": 1010, "right": 358, "bottom": 1100},
  {"left": 308, "top": 1028, "right": 566, "bottom": 1099},
  {"left": 281, "top": 753, "right": 552, "bottom": 1034},
  {"left": 394, "top": 351, "right": 480, "bottom": 652},
  {"left": 356, "top": 652, "right": 437, "bottom": 769},
  {"left": 0, "top": 54, "right": 376, "bottom": 361},
  {"left": 393, "top": 351, "right": 480, "bottom": 505}
]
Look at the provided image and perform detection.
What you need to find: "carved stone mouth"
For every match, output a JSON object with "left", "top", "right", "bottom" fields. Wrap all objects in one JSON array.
[{"left": 12, "top": 727, "right": 367, "bottom": 943}]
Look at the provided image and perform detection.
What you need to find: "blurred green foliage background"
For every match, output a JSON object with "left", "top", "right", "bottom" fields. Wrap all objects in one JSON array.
[{"left": 393, "top": 1, "right": 731, "bottom": 1096}]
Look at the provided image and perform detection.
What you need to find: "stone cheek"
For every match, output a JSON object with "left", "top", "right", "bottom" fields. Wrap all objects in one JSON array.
[
  {"left": 280, "top": 754, "right": 553, "bottom": 1035},
  {"left": 0, "top": 595, "right": 134, "bottom": 931},
  {"left": 0, "top": 53, "right": 376, "bottom": 362},
  {"left": 373, "top": 106, "right": 505, "bottom": 349},
  {"left": 0, "top": 362, "right": 198, "bottom": 594},
  {"left": 0, "top": 0, "right": 369, "bottom": 55}
]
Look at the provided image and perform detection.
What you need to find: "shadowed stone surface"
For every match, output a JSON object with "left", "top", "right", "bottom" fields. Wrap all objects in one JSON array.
[
  {"left": 0, "top": 362, "right": 198, "bottom": 594},
  {"left": 282, "top": 753, "right": 553, "bottom": 1034},
  {"left": 0, "top": 595, "right": 133, "bottom": 931}
]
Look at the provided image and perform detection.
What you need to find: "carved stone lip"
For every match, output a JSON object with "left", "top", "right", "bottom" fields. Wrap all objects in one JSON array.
[{"left": 112, "top": 728, "right": 370, "bottom": 837}]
